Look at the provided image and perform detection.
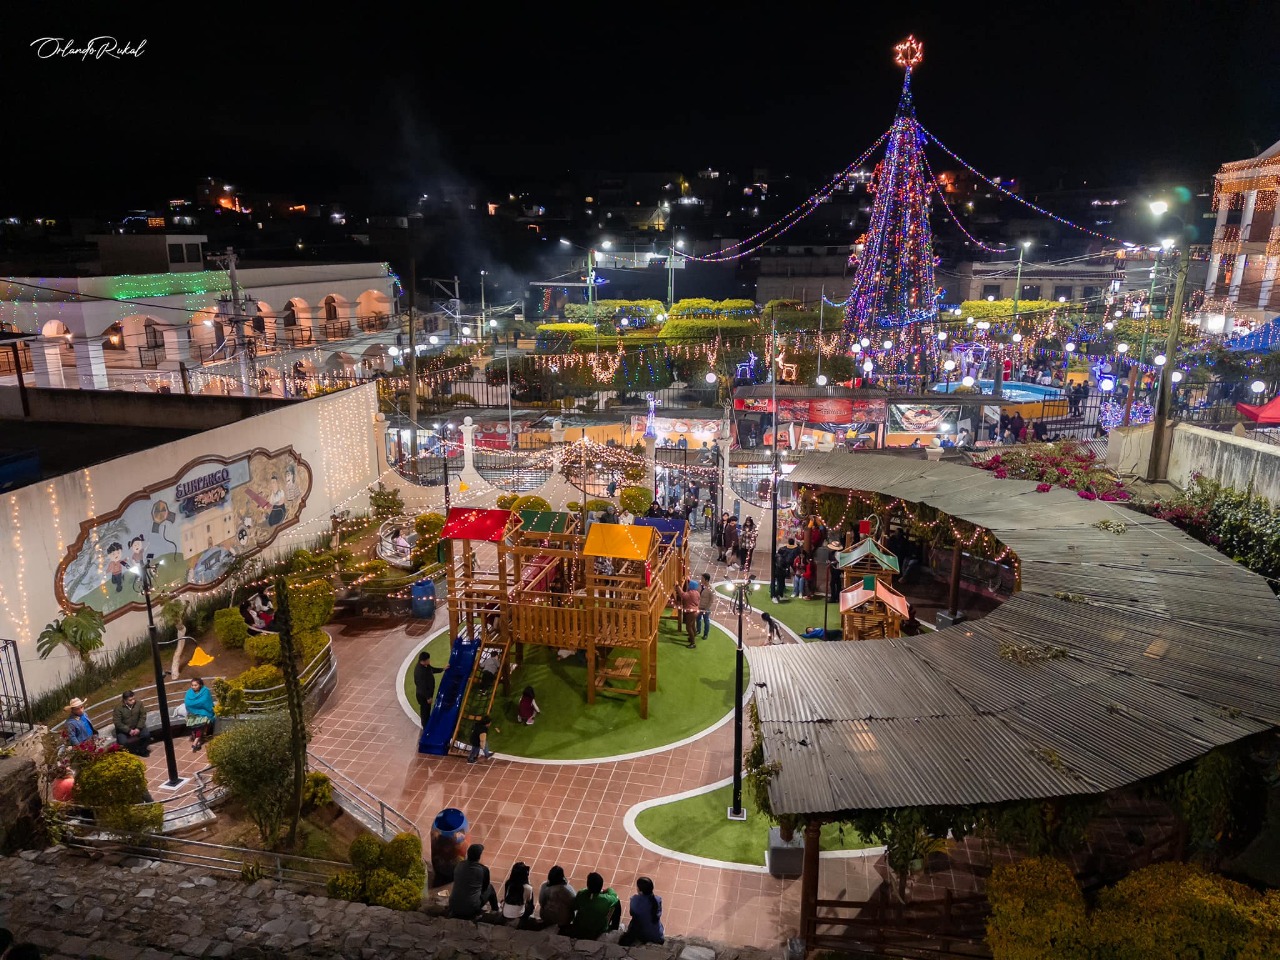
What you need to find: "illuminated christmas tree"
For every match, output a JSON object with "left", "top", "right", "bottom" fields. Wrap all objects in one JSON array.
[{"left": 844, "top": 36, "right": 939, "bottom": 379}]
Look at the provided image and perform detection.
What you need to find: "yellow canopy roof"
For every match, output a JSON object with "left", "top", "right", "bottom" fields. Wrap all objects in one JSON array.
[{"left": 583, "top": 523, "right": 655, "bottom": 561}]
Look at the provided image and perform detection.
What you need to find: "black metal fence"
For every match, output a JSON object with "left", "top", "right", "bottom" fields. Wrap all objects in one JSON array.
[{"left": 0, "top": 638, "right": 33, "bottom": 736}]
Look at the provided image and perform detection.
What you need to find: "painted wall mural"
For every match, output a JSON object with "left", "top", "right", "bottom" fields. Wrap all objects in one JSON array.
[{"left": 55, "top": 447, "right": 312, "bottom": 620}]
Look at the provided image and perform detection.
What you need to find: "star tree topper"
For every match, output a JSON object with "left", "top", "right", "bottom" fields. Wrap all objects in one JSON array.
[{"left": 894, "top": 35, "right": 923, "bottom": 70}]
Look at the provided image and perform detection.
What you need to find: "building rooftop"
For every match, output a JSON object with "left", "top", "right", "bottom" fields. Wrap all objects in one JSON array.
[{"left": 0, "top": 420, "right": 198, "bottom": 489}]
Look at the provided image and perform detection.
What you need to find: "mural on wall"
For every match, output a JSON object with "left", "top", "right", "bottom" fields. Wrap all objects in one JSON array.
[{"left": 55, "top": 448, "right": 312, "bottom": 620}]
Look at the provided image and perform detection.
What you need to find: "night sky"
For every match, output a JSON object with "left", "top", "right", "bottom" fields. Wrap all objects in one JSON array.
[{"left": 4, "top": 2, "right": 1277, "bottom": 216}]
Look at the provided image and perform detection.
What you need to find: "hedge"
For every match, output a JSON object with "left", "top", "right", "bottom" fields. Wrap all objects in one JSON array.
[
  {"left": 986, "top": 857, "right": 1089, "bottom": 960},
  {"left": 512, "top": 494, "right": 551, "bottom": 514},
  {"left": 213, "top": 608, "right": 249, "bottom": 650},
  {"left": 987, "top": 859, "right": 1280, "bottom": 960},
  {"left": 659, "top": 317, "right": 762, "bottom": 342},
  {"left": 667, "top": 298, "right": 758, "bottom": 320},
  {"left": 327, "top": 830, "right": 425, "bottom": 911},
  {"left": 620, "top": 486, "right": 655, "bottom": 516}
]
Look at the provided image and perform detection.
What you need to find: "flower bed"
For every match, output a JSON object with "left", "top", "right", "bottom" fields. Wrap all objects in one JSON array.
[{"left": 973, "top": 440, "right": 1130, "bottom": 500}]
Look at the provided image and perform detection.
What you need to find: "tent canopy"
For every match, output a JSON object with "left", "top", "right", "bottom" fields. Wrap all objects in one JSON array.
[
  {"left": 583, "top": 523, "right": 655, "bottom": 561},
  {"left": 1227, "top": 317, "right": 1280, "bottom": 353},
  {"left": 442, "top": 508, "right": 512, "bottom": 542},
  {"left": 1236, "top": 394, "right": 1280, "bottom": 425}
]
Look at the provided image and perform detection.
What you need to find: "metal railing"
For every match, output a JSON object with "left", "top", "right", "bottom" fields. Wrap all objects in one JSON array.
[
  {"left": 66, "top": 832, "right": 350, "bottom": 889},
  {"left": 51, "top": 637, "right": 337, "bottom": 736},
  {"left": 307, "top": 753, "right": 420, "bottom": 842}
]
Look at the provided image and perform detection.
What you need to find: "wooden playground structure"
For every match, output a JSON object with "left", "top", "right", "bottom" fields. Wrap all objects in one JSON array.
[
  {"left": 835, "top": 537, "right": 908, "bottom": 641},
  {"left": 433, "top": 507, "right": 689, "bottom": 756}
]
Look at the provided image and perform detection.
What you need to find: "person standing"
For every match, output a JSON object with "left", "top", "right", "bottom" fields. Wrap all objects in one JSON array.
[
  {"left": 467, "top": 714, "right": 494, "bottom": 764},
  {"left": 737, "top": 517, "right": 758, "bottom": 573},
  {"left": 812, "top": 538, "right": 832, "bottom": 602},
  {"left": 676, "top": 580, "right": 701, "bottom": 649},
  {"left": 721, "top": 517, "right": 739, "bottom": 567},
  {"left": 112, "top": 690, "right": 150, "bottom": 757},
  {"left": 696, "top": 572, "right": 714, "bottom": 642},
  {"left": 414, "top": 650, "right": 444, "bottom": 730},
  {"left": 772, "top": 537, "right": 799, "bottom": 603}
]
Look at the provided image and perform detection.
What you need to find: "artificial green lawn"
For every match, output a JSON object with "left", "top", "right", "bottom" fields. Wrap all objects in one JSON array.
[
  {"left": 715, "top": 584, "right": 837, "bottom": 641},
  {"left": 633, "top": 783, "right": 874, "bottom": 866},
  {"left": 402, "top": 614, "right": 744, "bottom": 761}
]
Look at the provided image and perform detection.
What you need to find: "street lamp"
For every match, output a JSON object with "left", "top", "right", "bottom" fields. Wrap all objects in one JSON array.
[
  {"left": 943, "top": 358, "right": 956, "bottom": 391},
  {"left": 727, "top": 574, "right": 758, "bottom": 821},
  {"left": 140, "top": 555, "right": 183, "bottom": 789},
  {"left": 999, "top": 240, "right": 1033, "bottom": 399},
  {"left": 434, "top": 422, "right": 452, "bottom": 511},
  {"left": 667, "top": 238, "right": 684, "bottom": 309},
  {"left": 1251, "top": 380, "right": 1267, "bottom": 395}
]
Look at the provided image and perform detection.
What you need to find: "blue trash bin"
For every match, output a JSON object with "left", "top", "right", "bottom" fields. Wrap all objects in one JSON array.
[
  {"left": 430, "top": 807, "right": 469, "bottom": 883},
  {"left": 411, "top": 578, "right": 437, "bottom": 619}
]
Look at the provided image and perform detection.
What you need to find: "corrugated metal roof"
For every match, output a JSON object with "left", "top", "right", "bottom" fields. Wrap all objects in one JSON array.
[{"left": 751, "top": 453, "right": 1280, "bottom": 815}]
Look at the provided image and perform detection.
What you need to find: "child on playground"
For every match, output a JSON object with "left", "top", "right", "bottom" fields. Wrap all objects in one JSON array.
[
  {"left": 468, "top": 714, "right": 494, "bottom": 763},
  {"left": 517, "top": 686, "right": 540, "bottom": 725}
]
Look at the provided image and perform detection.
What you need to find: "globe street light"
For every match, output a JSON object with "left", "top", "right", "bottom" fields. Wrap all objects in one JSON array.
[
  {"left": 943, "top": 358, "right": 956, "bottom": 391},
  {"left": 815, "top": 374, "right": 828, "bottom": 386},
  {"left": 961, "top": 376, "right": 975, "bottom": 387},
  {"left": 1155, "top": 354, "right": 1167, "bottom": 366},
  {"left": 1251, "top": 380, "right": 1267, "bottom": 394}
]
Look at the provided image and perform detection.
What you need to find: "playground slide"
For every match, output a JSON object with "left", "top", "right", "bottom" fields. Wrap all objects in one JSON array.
[{"left": 419, "top": 634, "right": 480, "bottom": 756}]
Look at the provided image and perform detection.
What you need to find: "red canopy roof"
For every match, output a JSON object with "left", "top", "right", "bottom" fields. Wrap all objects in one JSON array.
[
  {"left": 441, "top": 508, "right": 511, "bottom": 542},
  {"left": 1236, "top": 395, "right": 1280, "bottom": 425}
]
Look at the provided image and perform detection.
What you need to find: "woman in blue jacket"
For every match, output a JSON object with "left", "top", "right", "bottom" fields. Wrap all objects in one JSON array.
[{"left": 184, "top": 677, "right": 215, "bottom": 751}]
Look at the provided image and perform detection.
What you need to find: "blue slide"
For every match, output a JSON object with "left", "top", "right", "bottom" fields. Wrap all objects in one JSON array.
[{"left": 419, "top": 634, "right": 480, "bottom": 756}]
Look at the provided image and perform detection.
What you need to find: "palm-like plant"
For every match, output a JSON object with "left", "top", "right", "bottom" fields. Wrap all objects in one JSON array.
[{"left": 36, "top": 608, "right": 106, "bottom": 665}]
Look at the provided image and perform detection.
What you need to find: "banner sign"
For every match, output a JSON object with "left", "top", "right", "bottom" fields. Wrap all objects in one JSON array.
[
  {"left": 56, "top": 447, "right": 312, "bottom": 621},
  {"left": 733, "top": 398, "right": 887, "bottom": 425},
  {"left": 888, "top": 403, "right": 961, "bottom": 434},
  {"left": 630, "top": 416, "right": 724, "bottom": 437}
]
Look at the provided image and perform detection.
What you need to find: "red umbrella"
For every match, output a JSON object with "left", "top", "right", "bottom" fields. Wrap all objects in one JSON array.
[{"left": 1235, "top": 394, "right": 1280, "bottom": 425}]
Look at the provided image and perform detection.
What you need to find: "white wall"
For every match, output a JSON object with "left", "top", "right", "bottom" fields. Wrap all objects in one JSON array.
[
  {"left": 0, "top": 384, "right": 381, "bottom": 697},
  {"left": 1108, "top": 422, "right": 1280, "bottom": 505}
]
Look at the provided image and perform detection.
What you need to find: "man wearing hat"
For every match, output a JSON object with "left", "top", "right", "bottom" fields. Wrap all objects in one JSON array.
[
  {"left": 449, "top": 843, "right": 500, "bottom": 919},
  {"left": 64, "top": 698, "right": 96, "bottom": 746}
]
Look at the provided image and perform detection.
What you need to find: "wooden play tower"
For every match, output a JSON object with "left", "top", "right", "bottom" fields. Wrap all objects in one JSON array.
[{"left": 437, "top": 507, "right": 688, "bottom": 755}]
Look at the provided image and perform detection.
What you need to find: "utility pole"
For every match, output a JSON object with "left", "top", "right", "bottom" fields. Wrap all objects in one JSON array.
[
  {"left": 667, "top": 233, "right": 678, "bottom": 309},
  {"left": 407, "top": 219, "right": 419, "bottom": 481},
  {"left": 588, "top": 249, "right": 596, "bottom": 327},
  {"left": 769, "top": 305, "right": 780, "bottom": 601},
  {"left": 1146, "top": 249, "right": 1190, "bottom": 482},
  {"left": 996, "top": 243, "right": 1028, "bottom": 399},
  {"left": 817, "top": 286, "right": 824, "bottom": 385}
]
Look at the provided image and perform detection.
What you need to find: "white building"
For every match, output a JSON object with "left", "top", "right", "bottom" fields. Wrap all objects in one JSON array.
[
  {"left": 1205, "top": 138, "right": 1280, "bottom": 324},
  {"left": 0, "top": 235, "right": 397, "bottom": 392}
]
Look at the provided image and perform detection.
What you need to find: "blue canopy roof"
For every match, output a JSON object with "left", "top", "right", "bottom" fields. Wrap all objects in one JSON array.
[
  {"left": 634, "top": 517, "right": 687, "bottom": 547},
  {"left": 1227, "top": 317, "right": 1280, "bottom": 353}
]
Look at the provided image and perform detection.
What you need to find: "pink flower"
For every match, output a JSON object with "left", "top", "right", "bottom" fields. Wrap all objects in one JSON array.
[
  {"left": 1100, "top": 493, "right": 1118, "bottom": 501},
  {"left": 994, "top": 468, "right": 1008, "bottom": 479},
  {"left": 1078, "top": 491, "right": 1097, "bottom": 500},
  {"left": 1036, "top": 483, "right": 1052, "bottom": 493}
]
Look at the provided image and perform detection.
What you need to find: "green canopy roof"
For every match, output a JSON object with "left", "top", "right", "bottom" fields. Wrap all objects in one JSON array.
[
  {"left": 835, "top": 538, "right": 900, "bottom": 573},
  {"left": 518, "top": 510, "right": 574, "bottom": 534}
]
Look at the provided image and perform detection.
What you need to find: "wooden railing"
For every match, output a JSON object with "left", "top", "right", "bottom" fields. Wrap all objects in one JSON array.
[{"left": 808, "top": 888, "right": 992, "bottom": 959}]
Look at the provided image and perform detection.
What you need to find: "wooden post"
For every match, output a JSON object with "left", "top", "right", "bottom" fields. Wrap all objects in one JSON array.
[
  {"left": 948, "top": 540, "right": 962, "bottom": 619},
  {"left": 586, "top": 636, "right": 596, "bottom": 705},
  {"left": 639, "top": 639, "right": 649, "bottom": 719},
  {"left": 800, "top": 820, "right": 822, "bottom": 946}
]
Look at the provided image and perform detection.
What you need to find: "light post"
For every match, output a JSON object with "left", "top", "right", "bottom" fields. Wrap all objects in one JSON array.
[
  {"left": 141, "top": 555, "right": 183, "bottom": 789},
  {"left": 996, "top": 241, "right": 1032, "bottom": 398},
  {"left": 728, "top": 574, "right": 757, "bottom": 821},
  {"left": 667, "top": 237, "right": 683, "bottom": 310},
  {"left": 435, "top": 422, "right": 452, "bottom": 511},
  {"left": 1146, "top": 199, "right": 1191, "bottom": 481},
  {"left": 943, "top": 358, "right": 956, "bottom": 392},
  {"left": 768, "top": 306, "right": 780, "bottom": 602}
]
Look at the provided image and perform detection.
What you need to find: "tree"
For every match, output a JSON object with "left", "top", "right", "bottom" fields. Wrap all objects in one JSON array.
[
  {"left": 207, "top": 709, "right": 298, "bottom": 847},
  {"left": 273, "top": 576, "right": 309, "bottom": 850},
  {"left": 36, "top": 608, "right": 106, "bottom": 666}
]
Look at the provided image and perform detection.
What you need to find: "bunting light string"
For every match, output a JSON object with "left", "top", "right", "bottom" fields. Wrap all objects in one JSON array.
[
  {"left": 680, "top": 131, "right": 891, "bottom": 263},
  {"left": 922, "top": 150, "right": 1008, "bottom": 253},
  {"left": 922, "top": 126, "right": 1133, "bottom": 245}
]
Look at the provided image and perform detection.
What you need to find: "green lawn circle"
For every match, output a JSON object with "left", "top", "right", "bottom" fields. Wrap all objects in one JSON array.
[
  {"left": 402, "top": 614, "right": 746, "bottom": 761},
  {"left": 632, "top": 782, "right": 874, "bottom": 866}
]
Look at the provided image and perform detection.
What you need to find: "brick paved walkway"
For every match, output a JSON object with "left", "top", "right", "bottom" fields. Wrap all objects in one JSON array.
[{"left": 146, "top": 516, "right": 888, "bottom": 948}]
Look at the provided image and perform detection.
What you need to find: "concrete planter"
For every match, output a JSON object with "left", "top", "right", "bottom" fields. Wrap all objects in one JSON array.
[{"left": 766, "top": 826, "right": 804, "bottom": 878}]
